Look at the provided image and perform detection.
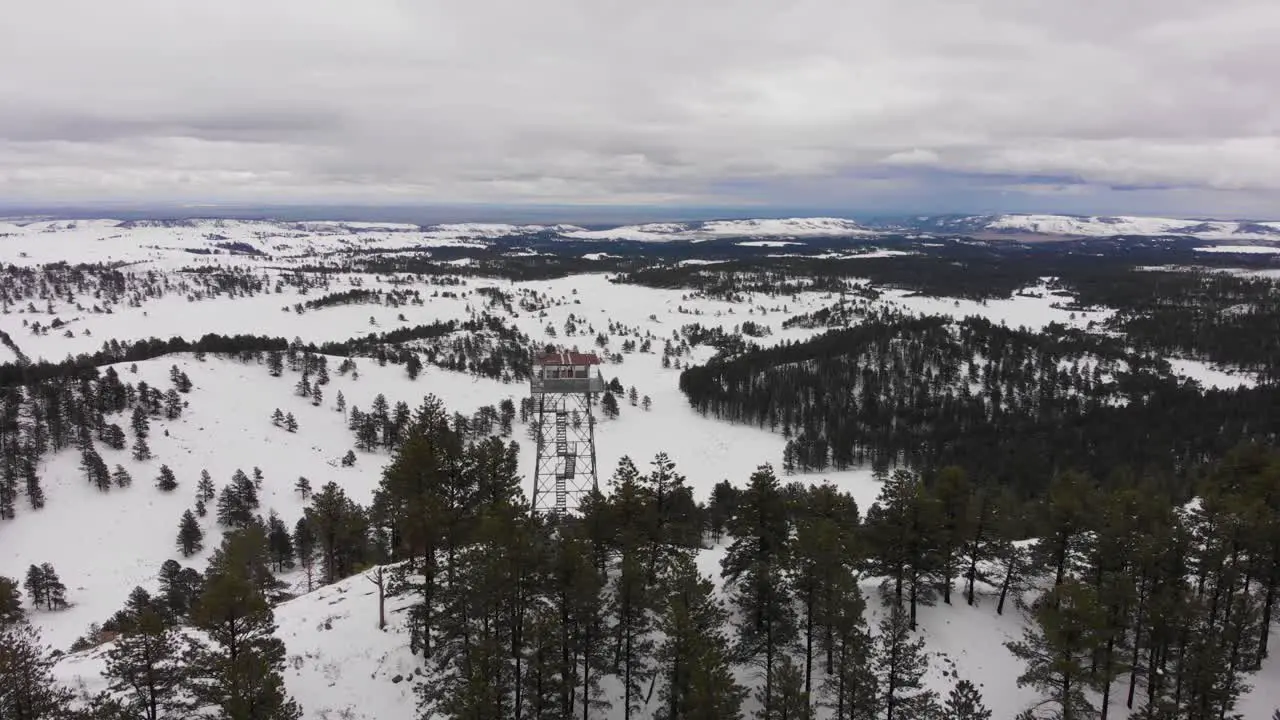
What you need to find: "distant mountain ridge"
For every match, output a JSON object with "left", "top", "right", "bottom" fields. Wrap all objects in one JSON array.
[
  {"left": 3, "top": 213, "right": 1279, "bottom": 242},
  {"left": 894, "top": 213, "right": 1280, "bottom": 240}
]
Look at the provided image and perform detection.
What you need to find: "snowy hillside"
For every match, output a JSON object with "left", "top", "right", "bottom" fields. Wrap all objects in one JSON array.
[
  {"left": 914, "top": 213, "right": 1280, "bottom": 240},
  {"left": 561, "top": 217, "right": 875, "bottom": 241}
]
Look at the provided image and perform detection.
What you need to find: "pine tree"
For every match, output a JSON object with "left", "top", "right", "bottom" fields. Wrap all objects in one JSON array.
[
  {"left": 293, "top": 517, "right": 317, "bottom": 592},
  {"left": 873, "top": 602, "right": 938, "bottom": 720},
  {"left": 1005, "top": 580, "right": 1105, "bottom": 720},
  {"left": 601, "top": 391, "right": 620, "bottom": 419},
  {"left": 765, "top": 655, "right": 814, "bottom": 720},
  {"left": 157, "top": 560, "right": 202, "bottom": 621},
  {"left": 335, "top": 391, "right": 346, "bottom": 415},
  {"left": 866, "top": 469, "right": 939, "bottom": 629},
  {"left": 820, "top": 568, "right": 875, "bottom": 720},
  {"left": 177, "top": 509, "right": 204, "bottom": 557},
  {"left": 155, "top": 464, "right": 178, "bottom": 492},
  {"left": 0, "top": 575, "right": 23, "bottom": 627},
  {"left": 131, "top": 405, "right": 150, "bottom": 439},
  {"left": 656, "top": 553, "right": 745, "bottom": 720},
  {"left": 284, "top": 412, "right": 298, "bottom": 433},
  {"left": 721, "top": 464, "right": 795, "bottom": 717},
  {"left": 197, "top": 469, "right": 215, "bottom": 502},
  {"left": 24, "top": 564, "right": 46, "bottom": 610},
  {"left": 103, "top": 605, "right": 185, "bottom": 720},
  {"left": 40, "top": 563, "right": 66, "bottom": 610},
  {"left": 266, "top": 511, "right": 295, "bottom": 572},
  {"left": 187, "top": 537, "right": 302, "bottom": 719},
  {"left": 0, "top": 621, "right": 75, "bottom": 717},
  {"left": 931, "top": 466, "right": 972, "bottom": 606},
  {"left": 81, "top": 445, "right": 111, "bottom": 491},
  {"left": 305, "top": 481, "right": 366, "bottom": 584},
  {"left": 294, "top": 476, "right": 311, "bottom": 499},
  {"left": 132, "top": 434, "right": 152, "bottom": 461},
  {"left": 24, "top": 464, "right": 45, "bottom": 509},
  {"left": 113, "top": 464, "right": 133, "bottom": 489},
  {"left": 270, "top": 408, "right": 284, "bottom": 427},
  {"left": 628, "top": 386, "right": 639, "bottom": 406},
  {"left": 252, "top": 466, "right": 264, "bottom": 490},
  {"left": 943, "top": 679, "right": 992, "bottom": 720},
  {"left": 642, "top": 395, "right": 652, "bottom": 411}
]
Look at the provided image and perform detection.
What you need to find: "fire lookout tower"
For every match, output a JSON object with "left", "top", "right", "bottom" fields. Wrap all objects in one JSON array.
[{"left": 530, "top": 350, "right": 605, "bottom": 516}]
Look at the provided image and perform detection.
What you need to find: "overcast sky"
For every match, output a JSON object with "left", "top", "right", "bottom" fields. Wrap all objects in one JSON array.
[{"left": 2, "top": 0, "right": 1278, "bottom": 217}]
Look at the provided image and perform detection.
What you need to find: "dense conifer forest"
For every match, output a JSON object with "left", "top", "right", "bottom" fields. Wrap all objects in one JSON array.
[{"left": 678, "top": 311, "right": 1280, "bottom": 499}]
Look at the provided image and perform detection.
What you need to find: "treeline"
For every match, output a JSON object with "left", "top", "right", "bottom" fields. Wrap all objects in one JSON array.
[{"left": 679, "top": 312, "right": 1280, "bottom": 499}]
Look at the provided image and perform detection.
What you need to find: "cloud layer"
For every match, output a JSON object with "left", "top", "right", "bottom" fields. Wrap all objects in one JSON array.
[{"left": 2, "top": 0, "right": 1277, "bottom": 214}]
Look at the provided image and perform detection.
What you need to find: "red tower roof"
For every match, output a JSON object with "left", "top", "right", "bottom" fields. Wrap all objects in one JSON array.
[{"left": 535, "top": 350, "right": 601, "bottom": 366}]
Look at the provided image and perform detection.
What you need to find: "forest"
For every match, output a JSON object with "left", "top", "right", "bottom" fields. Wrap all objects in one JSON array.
[
  {"left": 679, "top": 311, "right": 1279, "bottom": 500},
  {"left": 7, "top": 393, "right": 1280, "bottom": 720}
]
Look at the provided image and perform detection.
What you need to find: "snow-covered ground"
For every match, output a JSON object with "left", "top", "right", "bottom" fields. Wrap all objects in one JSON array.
[
  {"left": 2, "top": 226, "right": 1276, "bottom": 719},
  {"left": 561, "top": 217, "right": 875, "bottom": 241},
  {"left": 981, "top": 213, "right": 1280, "bottom": 240}
]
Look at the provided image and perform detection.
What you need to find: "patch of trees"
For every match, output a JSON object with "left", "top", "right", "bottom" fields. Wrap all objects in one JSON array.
[
  {"left": 680, "top": 311, "right": 1279, "bottom": 499},
  {"left": 1057, "top": 269, "right": 1280, "bottom": 379}
]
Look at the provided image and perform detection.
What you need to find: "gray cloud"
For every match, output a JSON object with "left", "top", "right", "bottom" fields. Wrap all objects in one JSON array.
[{"left": 0, "top": 0, "right": 1277, "bottom": 214}]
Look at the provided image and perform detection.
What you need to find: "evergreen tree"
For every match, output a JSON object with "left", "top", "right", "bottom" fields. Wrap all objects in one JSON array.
[
  {"left": 103, "top": 604, "right": 185, "bottom": 720},
  {"left": 294, "top": 476, "right": 311, "bottom": 499},
  {"left": 25, "top": 564, "right": 66, "bottom": 611},
  {"left": 112, "top": 464, "right": 133, "bottom": 489},
  {"left": 157, "top": 560, "right": 202, "bottom": 621},
  {"left": 931, "top": 466, "right": 972, "bottom": 606},
  {"left": 131, "top": 405, "right": 150, "bottom": 439},
  {"left": 187, "top": 533, "right": 302, "bottom": 719},
  {"left": 266, "top": 511, "right": 295, "bottom": 573},
  {"left": 721, "top": 464, "right": 795, "bottom": 717},
  {"left": 24, "top": 464, "right": 45, "bottom": 509},
  {"left": 1005, "top": 580, "right": 1105, "bottom": 720},
  {"left": 657, "top": 553, "right": 745, "bottom": 720},
  {"left": 293, "top": 517, "right": 317, "bottom": 592},
  {"left": 763, "top": 655, "right": 813, "bottom": 720},
  {"left": 866, "top": 470, "right": 939, "bottom": 629},
  {"left": 872, "top": 602, "right": 938, "bottom": 720},
  {"left": 155, "top": 464, "right": 178, "bottom": 492},
  {"left": 271, "top": 408, "right": 284, "bottom": 427},
  {"left": 601, "top": 391, "right": 620, "bottom": 419},
  {"left": 0, "top": 575, "right": 23, "bottom": 627},
  {"left": 81, "top": 445, "right": 111, "bottom": 491},
  {"left": 177, "top": 509, "right": 204, "bottom": 557},
  {"left": 606, "top": 464, "right": 658, "bottom": 720},
  {"left": 942, "top": 679, "right": 992, "bottom": 720},
  {"left": 284, "top": 412, "right": 298, "bottom": 433},
  {"left": 305, "top": 481, "right": 366, "bottom": 584},
  {"left": 820, "top": 569, "right": 875, "bottom": 720},
  {"left": 0, "top": 620, "right": 75, "bottom": 718},
  {"left": 132, "top": 434, "right": 152, "bottom": 461},
  {"left": 197, "top": 469, "right": 215, "bottom": 502}
]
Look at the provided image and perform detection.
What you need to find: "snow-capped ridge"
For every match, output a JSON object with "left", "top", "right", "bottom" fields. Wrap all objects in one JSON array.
[
  {"left": 957, "top": 213, "right": 1280, "bottom": 240},
  {"left": 560, "top": 217, "right": 874, "bottom": 242}
]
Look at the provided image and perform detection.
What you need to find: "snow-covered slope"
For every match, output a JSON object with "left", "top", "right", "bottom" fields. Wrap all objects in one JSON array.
[
  {"left": 561, "top": 217, "right": 875, "bottom": 241},
  {"left": 917, "top": 213, "right": 1280, "bottom": 240}
]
